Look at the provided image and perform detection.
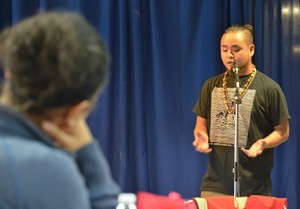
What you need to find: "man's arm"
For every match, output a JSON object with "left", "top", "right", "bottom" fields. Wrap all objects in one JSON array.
[
  {"left": 76, "top": 141, "right": 120, "bottom": 209},
  {"left": 41, "top": 118, "right": 120, "bottom": 209},
  {"left": 242, "top": 119, "right": 290, "bottom": 158},
  {"left": 193, "top": 116, "right": 212, "bottom": 153}
]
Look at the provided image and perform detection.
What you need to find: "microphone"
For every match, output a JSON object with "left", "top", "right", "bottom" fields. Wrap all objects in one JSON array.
[
  {"left": 231, "top": 60, "right": 239, "bottom": 75},
  {"left": 231, "top": 59, "right": 240, "bottom": 88}
]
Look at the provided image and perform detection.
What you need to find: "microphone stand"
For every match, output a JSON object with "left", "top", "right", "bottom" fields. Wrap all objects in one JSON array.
[{"left": 232, "top": 63, "right": 241, "bottom": 197}]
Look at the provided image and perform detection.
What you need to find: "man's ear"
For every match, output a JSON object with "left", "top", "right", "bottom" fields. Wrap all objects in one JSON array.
[
  {"left": 249, "top": 44, "right": 255, "bottom": 56},
  {"left": 64, "top": 100, "right": 91, "bottom": 128}
]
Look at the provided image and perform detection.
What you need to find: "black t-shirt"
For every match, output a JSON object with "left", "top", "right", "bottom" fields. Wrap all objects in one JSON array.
[{"left": 193, "top": 70, "right": 290, "bottom": 196}]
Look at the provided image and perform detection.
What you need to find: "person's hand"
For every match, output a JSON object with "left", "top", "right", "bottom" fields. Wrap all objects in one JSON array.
[
  {"left": 41, "top": 118, "right": 93, "bottom": 152},
  {"left": 241, "top": 139, "right": 266, "bottom": 158},
  {"left": 193, "top": 131, "right": 212, "bottom": 154}
]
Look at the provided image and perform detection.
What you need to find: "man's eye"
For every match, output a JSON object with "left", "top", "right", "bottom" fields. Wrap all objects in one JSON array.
[{"left": 232, "top": 48, "right": 241, "bottom": 52}]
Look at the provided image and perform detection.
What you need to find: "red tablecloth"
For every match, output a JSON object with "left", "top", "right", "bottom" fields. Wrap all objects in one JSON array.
[{"left": 137, "top": 191, "right": 288, "bottom": 209}]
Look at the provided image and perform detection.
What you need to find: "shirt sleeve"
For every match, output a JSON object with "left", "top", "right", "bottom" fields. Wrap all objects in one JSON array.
[
  {"left": 1, "top": 139, "right": 120, "bottom": 209},
  {"left": 15, "top": 144, "right": 94, "bottom": 209},
  {"left": 192, "top": 79, "right": 212, "bottom": 119},
  {"left": 75, "top": 140, "right": 121, "bottom": 209},
  {"left": 268, "top": 84, "right": 291, "bottom": 125}
]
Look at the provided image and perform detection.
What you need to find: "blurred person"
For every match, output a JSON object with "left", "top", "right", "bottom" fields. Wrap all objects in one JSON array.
[{"left": 0, "top": 11, "right": 120, "bottom": 209}]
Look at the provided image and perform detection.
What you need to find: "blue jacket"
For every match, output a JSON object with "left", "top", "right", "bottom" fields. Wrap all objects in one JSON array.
[{"left": 0, "top": 105, "right": 120, "bottom": 209}]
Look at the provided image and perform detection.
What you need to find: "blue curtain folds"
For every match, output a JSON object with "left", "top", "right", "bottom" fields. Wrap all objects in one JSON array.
[{"left": 0, "top": 0, "right": 299, "bottom": 208}]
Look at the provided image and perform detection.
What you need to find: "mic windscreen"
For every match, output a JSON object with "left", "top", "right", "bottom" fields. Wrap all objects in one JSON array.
[{"left": 231, "top": 63, "right": 239, "bottom": 74}]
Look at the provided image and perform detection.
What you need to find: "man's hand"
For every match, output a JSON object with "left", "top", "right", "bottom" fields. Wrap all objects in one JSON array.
[
  {"left": 41, "top": 119, "right": 93, "bottom": 152},
  {"left": 193, "top": 131, "right": 212, "bottom": 154},
  {"left": 241, "top": 139, "right": 266, "bottom": 158}
]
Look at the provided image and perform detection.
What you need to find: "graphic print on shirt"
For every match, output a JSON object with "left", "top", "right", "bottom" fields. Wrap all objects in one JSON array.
[{"left": 209, "top": 87, "right": 256, "bottom": 147}]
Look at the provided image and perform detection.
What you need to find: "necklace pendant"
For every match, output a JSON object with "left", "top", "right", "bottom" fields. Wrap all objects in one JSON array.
[{"left": 229, "top": 100, "right": 235, "bottom": 113}]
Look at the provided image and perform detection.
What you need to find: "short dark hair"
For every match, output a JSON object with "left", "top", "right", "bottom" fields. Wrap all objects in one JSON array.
[
  {"left": 223, "top": 24, "right": 254, "bottom": 45},
  {"left": 1, "top": 11, "right": 109, "bottom": 112}
]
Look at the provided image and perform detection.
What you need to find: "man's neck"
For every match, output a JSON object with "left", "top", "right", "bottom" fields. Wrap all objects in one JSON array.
[{"left": 238, "top": 63, "right": 255, "bottom": 76}]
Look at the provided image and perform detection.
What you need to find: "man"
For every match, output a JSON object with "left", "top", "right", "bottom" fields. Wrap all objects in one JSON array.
[
  {"left": 0, "top": 12, "right": 120, "bottom": 208},
  {"left": 192, "top": 24, "right": 290, "bottom": 197}
]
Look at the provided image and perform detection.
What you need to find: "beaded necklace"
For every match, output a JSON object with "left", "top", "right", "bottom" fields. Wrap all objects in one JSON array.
[{"left": 222, "top": 66, "right": 256, "bottom": 114}]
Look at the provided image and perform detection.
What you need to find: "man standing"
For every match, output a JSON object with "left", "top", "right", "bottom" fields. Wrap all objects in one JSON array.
[{"left": 192, "top": 24, "right": 290, "bottom": 197}]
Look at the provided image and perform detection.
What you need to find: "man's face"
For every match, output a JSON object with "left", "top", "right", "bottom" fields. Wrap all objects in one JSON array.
[{"left": 220, "top": 31, "right": 255, "bottom": 71}]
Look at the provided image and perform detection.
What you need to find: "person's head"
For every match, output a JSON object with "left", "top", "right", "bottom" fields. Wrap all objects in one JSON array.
[
  {"left": 0, "top": 11, "right": 109, "bottom": 125},
  {"left": 220, "top": 24, "right": 255, "bottom": 74}
]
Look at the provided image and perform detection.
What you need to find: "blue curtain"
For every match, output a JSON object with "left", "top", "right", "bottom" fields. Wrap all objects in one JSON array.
[{"left": 0, "top": 0, "right": 299, "bottom": 208}]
